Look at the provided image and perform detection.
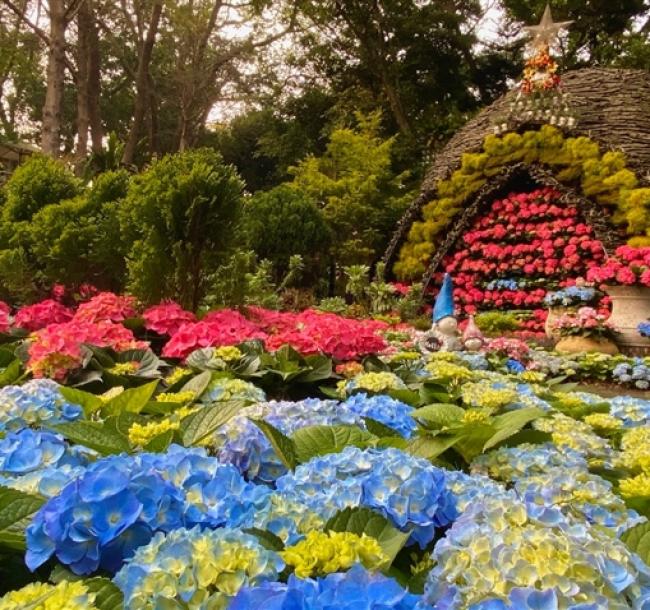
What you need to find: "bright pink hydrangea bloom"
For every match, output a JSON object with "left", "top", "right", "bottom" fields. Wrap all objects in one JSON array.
[
  {"left": 14, "top": 300, "right": 74, "bottom": 332},
  {"left": 74, "top": 292, "right": 138, "bottom": 323},
  {"left": 143, "top": 301, "right": 196, "bottom": 336}
]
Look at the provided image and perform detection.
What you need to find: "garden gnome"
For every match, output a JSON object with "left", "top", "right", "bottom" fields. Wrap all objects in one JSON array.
[
  {"left": 462, "top": 315, "right": 485, "bottom": 352},
  {"left": 417, "top": 273, "right": 462, "bottom": 353}
]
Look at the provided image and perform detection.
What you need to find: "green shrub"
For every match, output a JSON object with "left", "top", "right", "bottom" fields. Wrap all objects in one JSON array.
[
  {"left": 120, "top": 149, "right": 244, "bottom": 309},
  {"left": 29, "top": 170, "right": 129, "bottom": 290},
  {"left": 2, "top": 155, "right": 80, "bottom": 222},
  {"left": 475, "top": 311, "right": 522, "bottom": 335},
  {"left": 243, "top": 185, "right": 331, "bottom": 282}
]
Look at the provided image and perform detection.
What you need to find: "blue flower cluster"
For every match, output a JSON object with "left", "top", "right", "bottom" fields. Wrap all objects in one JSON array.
[
  {"left": 610, "top": 395, "right": 650, "bottom": 426},
  {"left": 342, "top": 393, "right": 417, "bottom": 438},
  {"left": 276, "top": 446, "right": 457, "bottom": 548},
  {"left": 639, "top": 321, "right": 650, "bottom": 338},
  {"left": 0, "top": 428, "right": 91, "bottom": 498},
  {"left": 613, "top": 360, "right": 650, "bottom": 390},
  {"left": 0, "top": 379, "right": 82, "bottom": 432},
  {"left": 216, "top": 396, "right": 419, "bottom": 484},
  {"left": 544, "top": 286, "right": 597, "bottom": 307},
  {"left": 230, "top": 564, "right": 421, "bottom": 610},
  {"left": 26, "top": 445, "right": 322, "bottom": 574},
  {"left": 486, "top": 278, "right": 519, "bottom": 291},
  {"left": 114, "top": 527, "right": 283, "bottom": 609},
  {"left": 422, "top": 495, "right": 650, "bottom": 609},
  {"left": 215, "top": 399, "right": 364, "bottom": 483}
]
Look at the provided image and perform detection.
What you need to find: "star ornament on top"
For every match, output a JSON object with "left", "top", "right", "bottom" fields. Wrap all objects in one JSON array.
[{"left": 524, "top": 4, "right": 573, "bottom": 51}]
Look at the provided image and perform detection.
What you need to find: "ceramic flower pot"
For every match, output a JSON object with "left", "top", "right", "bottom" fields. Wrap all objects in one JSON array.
[
  {"left": 545, "top": 306, "right": 576, "bottom": 340},
  {"left": 605, "top": 285, "right": 650, "bottom": 354},
  {"left": 555, "top": 336, "right": 619, "bottom": 355}
]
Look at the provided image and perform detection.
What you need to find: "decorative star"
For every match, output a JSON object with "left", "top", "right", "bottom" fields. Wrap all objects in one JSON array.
[{"left": 524, "top": 4, "right": 573, "bottom": 50}]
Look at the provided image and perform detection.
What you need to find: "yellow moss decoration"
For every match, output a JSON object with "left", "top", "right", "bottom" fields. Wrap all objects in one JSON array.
[{"left": 394, "top": 125, "right": 650, "bottom": 280}]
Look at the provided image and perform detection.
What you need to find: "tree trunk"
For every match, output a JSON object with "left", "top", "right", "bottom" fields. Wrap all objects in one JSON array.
[
  {"left": 41, "top": 0, "right": 67, "bottom": 156},
  {"left": 87, "top": 0, "right": 103, "bottom": 153},
  {"left": 74, "top": 0, "right": 91, "bottom": 169},
  {"left": 122, "top": 0, "right": 162, "bottom": 165}
]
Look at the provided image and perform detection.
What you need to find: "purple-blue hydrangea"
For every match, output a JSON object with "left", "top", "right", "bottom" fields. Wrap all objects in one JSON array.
[
  {"left": 0, "top": 379, "right": 82, "bottom": 432},
  {"left": 214, "top": 399, "right": 366, "bottom": 483},
  {"left": 275, "top": 446, "right": 457, "bottom": 548},
  {"left": 229, "top": 563, "right": 421, "bottom": 610},
  {"left": 638, "top": 321, "right": 650, "bottom": 338}
]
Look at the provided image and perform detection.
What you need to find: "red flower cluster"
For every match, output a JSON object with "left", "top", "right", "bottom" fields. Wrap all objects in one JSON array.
[
  {"left": 143, "top": 301, "right": 196, "bottom": 336},
  {"left": 28, "top": 320, "right": 147, "bottom": 380},
  {"left": 586, "top": 246, "right": 650, "bottom": 287},
  {"left": 438, "top": 188, "right": 607, "bottom": 328},
  {"left": 14, "top": 300, "right": 74, "bottom": 332},
  {"left": 74, "top": 292, "right": 138, "bottom": 323},
  {"left": 162, "top": 307, "right": 388, "bottom": 361}
]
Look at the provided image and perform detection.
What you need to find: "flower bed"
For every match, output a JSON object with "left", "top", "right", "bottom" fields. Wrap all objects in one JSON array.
[{"left": 2, "top": 318, "right": 650, "bottom": 609}]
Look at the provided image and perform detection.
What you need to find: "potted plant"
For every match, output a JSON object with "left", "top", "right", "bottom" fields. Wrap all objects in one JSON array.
[
  {"left": 587, "top": 246, "right": 650, "bottom": 352},
  {"left": 543, "top": 284, "right": 600, "bottom": 340},
  {"left": 553, "top": 307, "right": 619, "bottom": 355}
]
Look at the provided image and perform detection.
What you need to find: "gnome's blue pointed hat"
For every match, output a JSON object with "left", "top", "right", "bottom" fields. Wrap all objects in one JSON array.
[{"left": 433, "top": 273, "right": 455, "bottom": 323}]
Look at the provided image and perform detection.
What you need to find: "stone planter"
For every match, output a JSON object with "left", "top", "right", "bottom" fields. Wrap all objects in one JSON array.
[
  {"left": 605, "top": 285, "right": 650, "bottom": 355},
  {"left": 545, "top": 306, "right": 576, "bottom": 340},
  {"left": 555, "top": 336, "right": 619, "bottom": 355}
]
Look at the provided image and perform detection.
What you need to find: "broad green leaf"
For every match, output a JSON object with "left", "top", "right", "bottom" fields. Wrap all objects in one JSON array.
[
  {"left": 180, "top": 371, "right": 212, "bottom": 400},
  {"left": 413, "top": 404, "right": 465, "bottom": 428},
  {"left": 363, "top": 417, "right": 399, "bottom": 438},
  {"left": 107, "top": 413, "right": 145, "bottom": 438},
  {"left": 50, "top": 565, "right": 84, "bottom": 583},
  {"left": 0, "top": 486, "right": 45, "bottom": 551},
  {"left": 0, "top": 359, "right": 21, "bottom": 388},
  {"left": 243, "top": 528, "right": 285, "bottom": 551},
  {"left": 101, "top": 380, "right": 159, "bottom": 417},
  {"left": 325, "top": 507, "right": 410, "bottom": 564},
  {"left": 142, "top": 401, "right": 181, "bottom": 416},
  {"left": 180, "top": 401, "right": 244, "bottom": 447},
  {"left": 59, "top": 386, "right": 103, "bottom": 418},
  {"left": 494, "top": 429, "right": 552, "bottom": 449},
  {"left": 387, "top": 389, "right": 420, "bottom": 406},
  {"left": 419, "top": 384, "right": 452, "bottom": 405},
  {"left": 292, "top": 425, "right": 376, "bottom": 463},
  {"left": 453, "top": 424, "right": 496, "bottom": 463},
  {"left": 0, "top": 348, "right": 17, "bottom": 368},
  {"left": 84, "top": 576, "right": 125, "bottom": 610},
  {"left": 483, "top": 408, "right": 546, "bottom": 451},
  {"left": 406, "top": 435, "right": 460, "bottom": 460},
  {"left": 622, "top": 522, "right": 650, "bottom": 566},
  {"left": 144, "top": 429, "right": 174, "bottom": 452},
  {"left": 250, "top": 419, "right": 298, "bottom": 470},
  {"left": 50, "top": 421, "right": 131, "bottom": 455},
  {"left": 298, "top": 355, "right": 333, "bottom": 383},
  {"left": 376, "top": 437, "right": 409, "bottom": 450},
  {"left": 624, "top": 497, "right": 650, "bottom": 519}
]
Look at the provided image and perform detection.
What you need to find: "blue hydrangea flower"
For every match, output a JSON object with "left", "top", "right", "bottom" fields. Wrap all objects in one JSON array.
[
  {"left": 0, "top": 463, "right": 87, "bottom": 498},
  {"left": 544, "top": 286, "right": 597, "bottom": 307},
  {"left": 214, "top": 399, "right": 367, "bottom": 483},
  {"left": 613, "top": 360, "right": 650, "bottom": 391},
  {"left": 442, "top": 469, "right": 510, "bottom": 513},
  {"left": 342, "top": 393, "right": 417, "bottom": 438},
  {"left": 229, "top": 563, "right": 421, "bottom": 610},
  {"left": 421, "top": 495, "right": 650, "bottom": 609},
  {"left": 506, "top": 359, "right": 526, "bottom": 374},
  {"left": 0, "top": 380, "right": 82, "bottom": 432},
  {"left": 0, "top": 429, "right": 90, "bottom": 475},
  {"left": 456, "top": 352, "right": 489, "bottom": 370},
  {"left": 514, "top": 467, "right": 643, "bottom": 533},
  {"left": 114, "top": 527, "right": 284, "bottom": 609},
  {"left": 471, "top": 443, "right": 589, "bottom": 483},
  {"left": 610, "top": 396, "right": 650, "bottom": 427},
  {"left": 638, "top": 322, "right": 650, "bottom": 338},
  {"left": 276, "top": 446, "right": 457, "bottom": 548}
]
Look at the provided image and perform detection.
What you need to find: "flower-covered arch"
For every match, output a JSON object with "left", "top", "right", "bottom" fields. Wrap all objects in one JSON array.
[{"left": 392, "top": 125, "right": 650, "bottom": 283}]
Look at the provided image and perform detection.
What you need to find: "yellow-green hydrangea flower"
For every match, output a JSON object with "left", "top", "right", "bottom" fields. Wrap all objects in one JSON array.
[
  {"left": 348, "top": 372, "right": 406, "bottom": 394},
  {"left": 426, "top": 360, "right": 473, "bottom": 383},
  {"left": 156, "top": 390, "right": 196, "bottom": 404},
  {"left": 583, "top": 413, "right": 622, "bottom": 432},
  {"left": 0, "top": 580, "right": 96, "bottom": 610},
  {"left": 460, "top": 381, "right": 518, "bottom": 411},
  {"left": 214, "top": 346, "right": 243, "bottom": 362},
  {"left": 616, "top": 427, "right": 650, "bottom": 472},
  {"left": 164, "top": 367, "right": 191, "bottom": 386},
  {"left": 462, "top": 409, "right": 492, "bottom": 424},
  {"left": 620, "top": 473, "right": 650, "bottom": 498},
  {"left": 99, "top": 386, "right": 124, "bottom": 403},
  {"left": 280, "top": 531, "right": 387, "bottom": 578},
  {"left": 534, "top": 414, "right": 610, "bottom": 458},
  {"left": 128, "top": 404, "right": 196, "bottom": 447},
  {"left": 108, "top": 361, "right": 139, "bottom": 376}
]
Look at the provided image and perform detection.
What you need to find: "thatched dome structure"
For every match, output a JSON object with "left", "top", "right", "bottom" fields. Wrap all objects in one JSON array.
[{"left": 385, "top": 68, "right": 650, "bottom": 288}]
